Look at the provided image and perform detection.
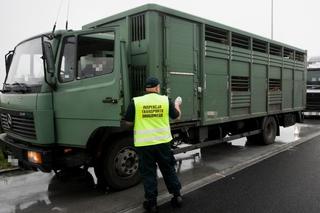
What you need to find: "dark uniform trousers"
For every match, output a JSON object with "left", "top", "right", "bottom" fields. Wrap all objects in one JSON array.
[{"left": 136, "top": 142, "right": 181, "bottom": 205}]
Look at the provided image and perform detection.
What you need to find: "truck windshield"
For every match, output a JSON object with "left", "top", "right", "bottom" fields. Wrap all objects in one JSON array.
[
  {"left": 307, "top": 69, "right": 320, "bottom": 89},
  {"left": 4, "top": 38, "right": 44, "bottom": 92}
]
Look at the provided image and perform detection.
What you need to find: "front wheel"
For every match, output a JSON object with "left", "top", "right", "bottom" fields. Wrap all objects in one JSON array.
[{"left": 94, "top": 137, "right": 141, "bottom": 190}]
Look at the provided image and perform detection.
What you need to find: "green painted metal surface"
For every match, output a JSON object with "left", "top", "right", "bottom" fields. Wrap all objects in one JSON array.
[
  {"left": 51, "top": 29, "right": 123, "bottom": 146},
  {"left": 86, "top": 4, "right": 306, "bottom": 126},
  {"left": 164, "top": 16, "right": 199, "bottom": 121},
  {"left": 0, "top": 4, "right": 306, "bottom": 149}
]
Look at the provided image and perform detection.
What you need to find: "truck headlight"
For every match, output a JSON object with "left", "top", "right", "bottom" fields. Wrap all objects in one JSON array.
[{"left": 27, "top": 151, "right": 42, "bottom": 164}]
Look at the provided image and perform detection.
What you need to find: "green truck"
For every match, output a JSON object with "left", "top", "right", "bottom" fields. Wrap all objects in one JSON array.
[{"left": 0, "top": 4, "right": 306, "bottom": 190}]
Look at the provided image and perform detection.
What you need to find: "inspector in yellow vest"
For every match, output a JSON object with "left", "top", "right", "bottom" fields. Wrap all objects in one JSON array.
[{"left": 133, "top": 93, "right": 173, "bottom": 147}]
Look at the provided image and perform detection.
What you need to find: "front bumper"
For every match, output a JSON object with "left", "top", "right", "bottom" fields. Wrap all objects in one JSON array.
[
  {"left": 303, "top": 111, "right": 320, "bottom": 116},
  {"left": 0, "top": 133, "right": 53, "bottom": 172}
]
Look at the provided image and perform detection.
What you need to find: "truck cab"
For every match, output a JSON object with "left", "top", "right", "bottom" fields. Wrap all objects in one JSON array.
[
  {"left": 305, "top": 57, "right": 320, "bottom": 116},
  {"left": 0, "top": 27, "right": 136, "bottom": 189}
]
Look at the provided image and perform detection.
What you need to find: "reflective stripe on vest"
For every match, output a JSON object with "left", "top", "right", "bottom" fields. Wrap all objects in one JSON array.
[{"left": 133, "top": 93, "right": 172, "bottom": 147}]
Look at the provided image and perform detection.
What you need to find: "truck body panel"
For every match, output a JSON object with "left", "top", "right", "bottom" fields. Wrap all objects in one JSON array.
[{"left": 84, "top": 4, "right": 306, "bottom": 126}]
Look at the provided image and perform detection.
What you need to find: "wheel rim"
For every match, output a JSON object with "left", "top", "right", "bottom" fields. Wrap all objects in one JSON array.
[{"left": 114, "top": 147, "right": 139, "bottom": 177}]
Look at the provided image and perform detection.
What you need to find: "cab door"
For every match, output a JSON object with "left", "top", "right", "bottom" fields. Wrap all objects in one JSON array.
[
  {"left": 164, "top": 16, "right": 200, "bottom": 121},
  {"left": 53, "top": 29, "right": 122, "bottom": 146}
]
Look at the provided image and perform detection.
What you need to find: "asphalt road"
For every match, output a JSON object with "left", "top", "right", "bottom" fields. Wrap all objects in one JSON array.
[
  {"left": 1, "top": 120, "right": 320, "bottom": 213},
  {"left": 160, "top": 134, "right": 320, "bottom": 213}
]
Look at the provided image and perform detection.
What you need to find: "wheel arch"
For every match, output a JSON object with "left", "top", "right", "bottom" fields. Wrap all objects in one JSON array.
[{"left": 86, "top": 126, "right": 133, "bottom": 160}]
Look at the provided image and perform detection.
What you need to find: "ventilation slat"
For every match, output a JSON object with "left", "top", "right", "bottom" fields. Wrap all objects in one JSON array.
[
  {"left": 232, "top": 33, "right": 250, "bottom": 50},
  {"left": 231, "top": 76, "right": 250, "bottom": 92},
  {"left": 205, "top": 25, "right": 301, "bottom": 62},
  {"left": 132, "top": 16, "right": 136, "bottom": 41},
  {"left": 253, "top": 39, "right": 267, "bottom": 53},
  {"left": 270, "top": 44, "right": 282, "bottom": 57},
  {"left": 269, "top": 78, "right": 281, "bottom": 91},
  {"left": 131, "top": 14, "right": 145, "bottom": 41},
  {"left": 283, "top": 48, "right": 294, "bottom": 60},
  {"left": 205, "top": 26, "right": 228, "bottom": 44},
  {"left": 295, "top": 52, "right": 304, "bottom": 62},
  {"left": 130, "top": 65, "right": 146, "bottom": 97}
]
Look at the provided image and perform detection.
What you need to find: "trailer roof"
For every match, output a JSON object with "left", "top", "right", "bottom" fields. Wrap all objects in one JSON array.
[{"left": 83, "top": 4, "right": 305, "bottom": 52}]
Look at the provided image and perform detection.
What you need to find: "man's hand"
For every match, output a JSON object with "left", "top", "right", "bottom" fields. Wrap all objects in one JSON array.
[
  {"left": 175, "top": 96, "right": 182, "bottom": 105},
  {"left": 174, "top": 96, "right": 182, "bottom": 120}
]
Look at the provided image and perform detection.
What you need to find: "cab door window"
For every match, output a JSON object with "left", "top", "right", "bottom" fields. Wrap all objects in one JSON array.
[
  {"left": 77, "top": 32, "right": 115, "bottom": 79},
  {"left": 59, "top": 36, "right": 76, "bottom": 82}
]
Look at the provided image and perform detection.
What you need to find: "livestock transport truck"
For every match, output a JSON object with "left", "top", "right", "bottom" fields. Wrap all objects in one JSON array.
[{"left": 0, "top": 4, "right": 306, "bottom": 190}]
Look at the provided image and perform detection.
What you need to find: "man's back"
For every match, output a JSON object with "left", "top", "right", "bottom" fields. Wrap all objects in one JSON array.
[{"left": 133, "top": 93, "right": 172, "bottom": 147}]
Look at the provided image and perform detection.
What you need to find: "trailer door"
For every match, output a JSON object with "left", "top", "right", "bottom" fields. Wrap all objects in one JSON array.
[{"left": 164, "top": 16, "right": 200, "bottom": 121}]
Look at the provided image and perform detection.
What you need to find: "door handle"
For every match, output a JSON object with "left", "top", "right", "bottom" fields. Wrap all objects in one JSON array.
[{"left": 102, "top": 97, "right": 118, "bottom": 104}]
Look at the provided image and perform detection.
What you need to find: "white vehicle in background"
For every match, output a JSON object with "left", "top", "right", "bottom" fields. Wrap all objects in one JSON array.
[{"left": 304, "top": 57, "right": 320, "bottom": 116}]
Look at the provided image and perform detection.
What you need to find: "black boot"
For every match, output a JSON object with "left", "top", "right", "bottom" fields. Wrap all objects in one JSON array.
[
  {"left": 143, "top": 201, "right": 158, "bottom": 213},
  {"left": 170, "top": 195, "right": 183, "bottom": 208}
]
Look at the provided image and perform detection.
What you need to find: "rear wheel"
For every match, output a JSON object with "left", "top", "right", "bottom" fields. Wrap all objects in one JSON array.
[
  {"left": 94, "top": 137, "right": 141, "bottom": 190},
  {"left": 259, "top": 116, "right": 277, "bottom": 145}
]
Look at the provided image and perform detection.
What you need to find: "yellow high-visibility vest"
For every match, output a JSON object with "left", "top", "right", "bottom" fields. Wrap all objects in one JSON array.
[{"left": 133, "top": 93, "right": 173, "bottom": 147}]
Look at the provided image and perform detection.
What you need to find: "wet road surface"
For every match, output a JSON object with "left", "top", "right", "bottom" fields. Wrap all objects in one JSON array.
[
  {"left": 159, "top": 128, "right": 320, "bottom": 213},
  {"left": 0, "top": 119, "right": 320, "bottom": 213}
]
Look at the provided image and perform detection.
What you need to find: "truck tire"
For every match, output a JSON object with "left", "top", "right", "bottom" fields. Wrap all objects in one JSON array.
[
  {"left": 95, "top": 137, "right": 141, "bottom": 190},
  {"left": 260, "top": 116, "right": 277, "bottom": 145}
]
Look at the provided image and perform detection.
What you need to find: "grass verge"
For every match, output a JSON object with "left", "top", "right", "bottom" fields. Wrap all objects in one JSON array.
[{"left": 0, "top": 148, "right": 11, "bottom": 170}]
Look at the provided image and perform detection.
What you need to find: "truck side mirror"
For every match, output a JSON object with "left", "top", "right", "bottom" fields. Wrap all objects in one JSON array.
[
  {"left": 42, "top": 38, "right": 56, "bottom": 90},
  {"left": 43, "top": 41, "right": 55, "bottom": 75},
  {"left": 5, "top": 51, "right": 14, "bottom": 75}
]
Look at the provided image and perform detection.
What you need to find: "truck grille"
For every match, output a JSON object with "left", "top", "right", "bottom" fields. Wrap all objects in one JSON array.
[
  {"left": 306, "top": 93, "right": 320, "bottom": 111},
  {"left": 0, "top": 112, "right": 36, "bottom": 139}
]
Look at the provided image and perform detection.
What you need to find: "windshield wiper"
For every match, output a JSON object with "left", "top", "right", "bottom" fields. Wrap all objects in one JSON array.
[
  {"left": 0, "top": 83, "right": 12, "bottom": 93},
  {"left": 11, "top": 82, "right": 31, "bottom": 93}
]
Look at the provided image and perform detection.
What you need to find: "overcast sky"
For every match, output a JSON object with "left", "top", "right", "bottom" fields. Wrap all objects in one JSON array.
[{"left": 0, "top": 0, "right": 319, "bottom": 82}]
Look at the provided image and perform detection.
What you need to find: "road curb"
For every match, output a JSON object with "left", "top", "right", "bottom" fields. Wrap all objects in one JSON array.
[
  {"left": 0, "top": 167, "right": 20, "bottom": 175},
  {"left": 122, "top": 130, "right": 320, "bottom": 213}
]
